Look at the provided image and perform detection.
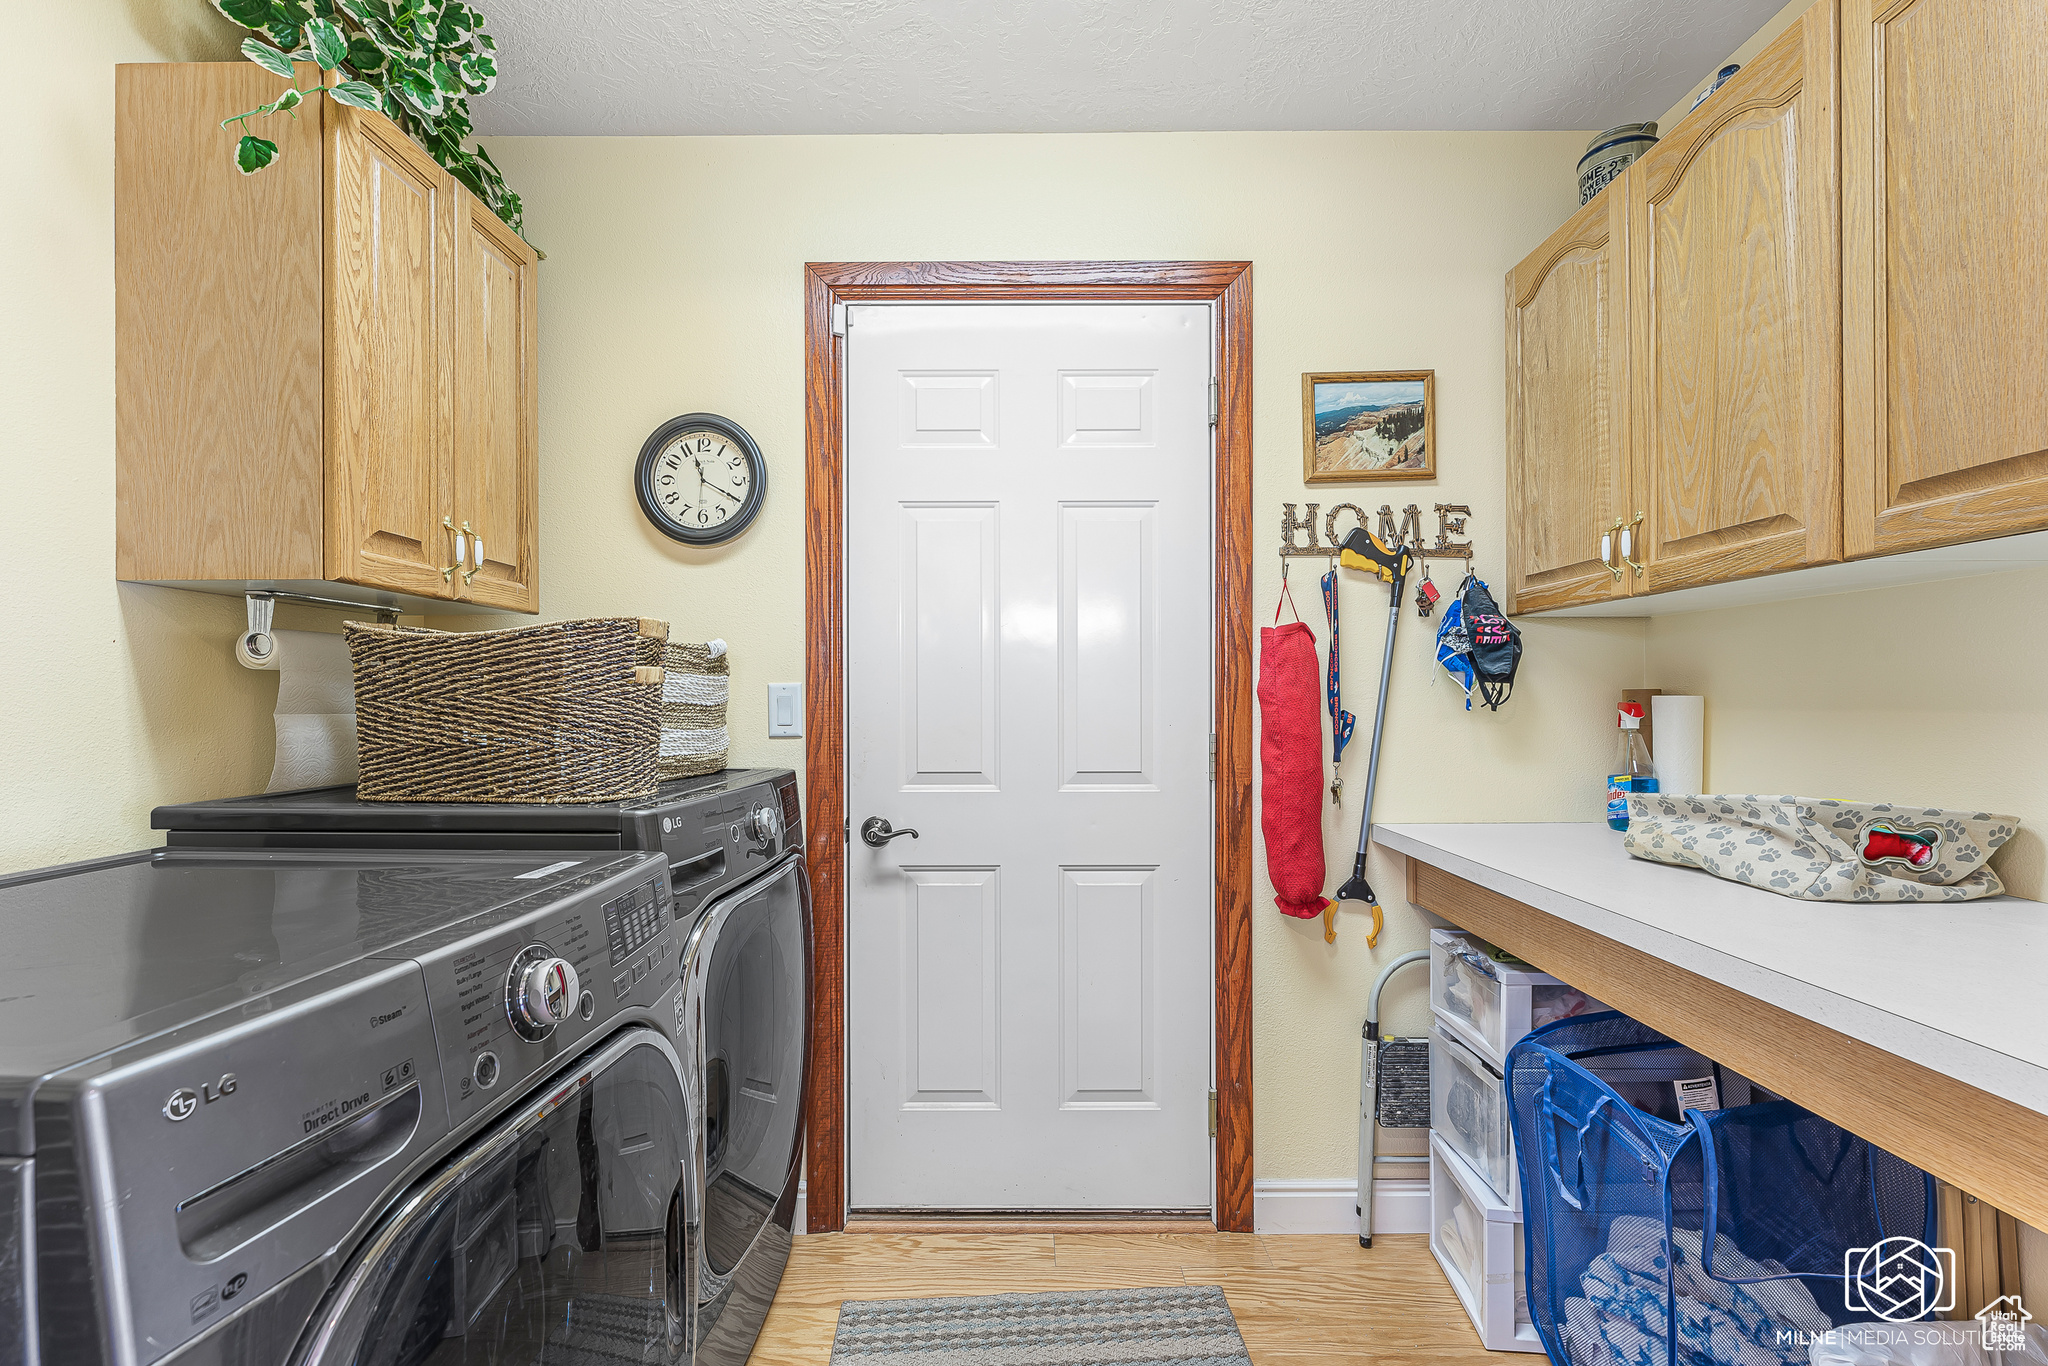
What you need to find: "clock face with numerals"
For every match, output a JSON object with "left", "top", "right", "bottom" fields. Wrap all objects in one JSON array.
[{"left": 634, "top": 413, "right": 767, "bottom": 546}]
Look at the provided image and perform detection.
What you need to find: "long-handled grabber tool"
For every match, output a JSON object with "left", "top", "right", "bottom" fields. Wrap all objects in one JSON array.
[{"left": 1332, "top": 528, "right": 1414, "bottom": 948}]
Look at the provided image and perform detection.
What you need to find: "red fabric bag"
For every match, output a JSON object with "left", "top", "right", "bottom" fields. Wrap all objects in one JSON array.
[{"left": 1259, "top": 615, "right": 1330, "bottom": 919}]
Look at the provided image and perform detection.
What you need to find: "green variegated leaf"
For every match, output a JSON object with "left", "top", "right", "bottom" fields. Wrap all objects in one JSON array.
[
  {"left": 215, "top": 0, "right": 273, "bottom": 27},
  {"left": 235, "top": 134, "right": 279, "bottom": 174},
  {"left": 329, "top": 79, "right": 381, "bottom": 109},
  {"left": 240, "top": 36, "right": 298, "bottom": 77},
  {"left": 397, "top": 69, "right": 444, "bottom": 116},
  {"left": 305, "top": 17, "right": 347, "bottom": 69},
  {"left": 367, "top": 14, "right": 422, "bottom": 57},
  {"left": 225, "top": 0, "right": 522, "bottom": 237}
]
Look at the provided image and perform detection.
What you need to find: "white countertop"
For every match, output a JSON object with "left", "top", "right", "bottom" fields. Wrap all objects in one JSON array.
[{"left": 1377, "top": 822, "right": 2048, "bottom": 1119}]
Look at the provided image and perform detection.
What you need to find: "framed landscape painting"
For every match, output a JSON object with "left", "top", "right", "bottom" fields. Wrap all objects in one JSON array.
[{"left": 1302, "top": 370, "right": 1435, "bottom": 483}]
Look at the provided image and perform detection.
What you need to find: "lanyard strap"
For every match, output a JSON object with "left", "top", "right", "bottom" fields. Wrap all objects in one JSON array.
[{"left": 1321, "top": 569, "right": 1356, "bottom": 763}]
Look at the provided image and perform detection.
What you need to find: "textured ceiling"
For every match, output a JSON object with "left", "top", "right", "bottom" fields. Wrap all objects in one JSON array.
[{"left": 469, "top": 0, "right": 1784, "bottom": 137}]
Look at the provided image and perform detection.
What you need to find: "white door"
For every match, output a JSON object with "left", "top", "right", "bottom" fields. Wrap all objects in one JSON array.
[{"left": 844, "top": 303, "right": 1214, "bottom": 1211}]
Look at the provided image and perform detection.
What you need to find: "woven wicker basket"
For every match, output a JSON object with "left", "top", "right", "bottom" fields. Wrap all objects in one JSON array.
[
  {"left": 659, "top": 641, "right": 730, "bottom": 779},
  {"left": 345, "top": 617, "right": 669, "bottom": 804}
]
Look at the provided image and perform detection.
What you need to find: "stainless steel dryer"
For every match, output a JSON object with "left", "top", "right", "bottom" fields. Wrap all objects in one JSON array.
[{"left": 671, "top": 849, "right": 808, "bottom": 1363}]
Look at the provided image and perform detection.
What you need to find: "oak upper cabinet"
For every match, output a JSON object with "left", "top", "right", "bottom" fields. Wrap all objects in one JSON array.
[
  {"left": 1842, "top": 0, "right": 2048, "bottom": 557},
  {"left": 1627, "top": 2, "right": 1842, "bottom": 594},
  {"left": 116, "top": 63, "right": 539, "bottom": 613},
  {"left": 324, "top": 106, "right": 457, "bottom": 600},
  {"left": 1505, "top": 185, "right": 1632, "bottom": 614},
  {"left": 453, "top": 194, "right": 541, "bottom": 612}
]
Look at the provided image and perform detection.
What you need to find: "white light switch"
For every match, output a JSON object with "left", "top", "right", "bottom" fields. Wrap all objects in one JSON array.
[{"left": 768, "top": 683, "right": 802, "bottom": 737}]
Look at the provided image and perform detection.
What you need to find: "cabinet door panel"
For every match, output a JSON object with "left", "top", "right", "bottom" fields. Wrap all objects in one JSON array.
[
  {"left": 1505, "top": 188, "right": 1631, "bottom": 614},
  {"left": 454, "top": 198, "right": 539, "bottom": 612},
  {"left": 1632, "top": 5, "right": 1840, "bottom": 593},
  {"left": 1844, "top": 0, "right": 2048, "bottom": 555},
  {"left": 325, "top": 110, "right": 455, "bottom": 597}
]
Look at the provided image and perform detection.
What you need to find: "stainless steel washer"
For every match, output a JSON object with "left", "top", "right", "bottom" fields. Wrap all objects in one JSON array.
[{"left": 0, "top": 846, "right": 689, "bottom": 1366}]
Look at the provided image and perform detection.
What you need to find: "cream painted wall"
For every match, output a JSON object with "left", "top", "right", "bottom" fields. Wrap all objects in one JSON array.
[
  {"left": 0, "top": 0, "right": 386, "bottom": 876},
  {"left": 10, "top": 0, "right": 2040, "bottom": 1260},
  {"left": 479, "top": 129, "right": 1649, "bottom": 1180},
  {"left": 3, "top": 0, "right": 1646, "bottom": 1187},
  {"left": 1645, "top": 575, "right": 2048, "bottom": 899}
]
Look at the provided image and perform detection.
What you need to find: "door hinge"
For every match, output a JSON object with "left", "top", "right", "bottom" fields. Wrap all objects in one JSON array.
[
  {"left": 1208, "top": 1089, "right": 1219, "bottom": 1138},
  {"left": 1208, "top": 379, "right": 1219, "bottom": 427},
  {"left": 843, "top": 817, "right": 849, "bottom": 844},
  {"left": 1209, "top": 731, "right": 1217, "bottom": 782},
  {"left": 831, "top": 301, "right": 848, "bottom": 337}
]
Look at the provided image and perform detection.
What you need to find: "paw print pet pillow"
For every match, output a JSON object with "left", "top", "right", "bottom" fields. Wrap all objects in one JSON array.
[{"left": 1623, "top": 796, "right": 2019, "bottom": 902}]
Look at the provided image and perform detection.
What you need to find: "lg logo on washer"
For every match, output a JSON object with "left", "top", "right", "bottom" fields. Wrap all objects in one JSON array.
[{"left": 162, "top": 1073, "right": 237, "bottom": 1122}]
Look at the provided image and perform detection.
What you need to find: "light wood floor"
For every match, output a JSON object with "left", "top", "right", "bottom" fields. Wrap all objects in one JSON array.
[{"left": 750, "top": 1231, "right": 1508, "bottom": 1364}]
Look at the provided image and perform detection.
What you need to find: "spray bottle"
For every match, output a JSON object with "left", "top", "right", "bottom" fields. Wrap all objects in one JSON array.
[{"left": 1607, "top": 701, "right": 1658, "bottom": 831}]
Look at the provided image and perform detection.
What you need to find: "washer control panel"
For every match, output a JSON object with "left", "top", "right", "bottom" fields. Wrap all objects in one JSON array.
[
  {"left": 411, "top": 853, "right": 669, "bottom": 1125},
  {"left": 600, "top": 876, "right": 677, "bottom": 1009}
]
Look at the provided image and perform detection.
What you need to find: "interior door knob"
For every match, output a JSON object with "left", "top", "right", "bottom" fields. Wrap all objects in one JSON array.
[{"left": 860, "top": 817, "right": 919, "bottom": 847}]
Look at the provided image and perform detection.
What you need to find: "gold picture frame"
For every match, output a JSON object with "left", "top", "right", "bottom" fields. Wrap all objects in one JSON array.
[{"left": 1301, "top": 370, "right": 1436, "bottom": 483}]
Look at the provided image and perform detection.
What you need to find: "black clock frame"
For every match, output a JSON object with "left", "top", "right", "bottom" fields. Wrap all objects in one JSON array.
[{"left": 634, "top": 412, "right": 768, "bottom": 546}]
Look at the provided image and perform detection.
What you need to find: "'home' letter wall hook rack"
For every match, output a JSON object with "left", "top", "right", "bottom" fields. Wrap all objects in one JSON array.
[{"left": 1279, "top": 502, "right": 1473, "bottom": 564}]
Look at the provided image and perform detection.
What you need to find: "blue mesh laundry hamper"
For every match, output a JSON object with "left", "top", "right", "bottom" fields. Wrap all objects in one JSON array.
[{"left": 1506, "top": 1013, "right": 1934, "bottom": 1366}]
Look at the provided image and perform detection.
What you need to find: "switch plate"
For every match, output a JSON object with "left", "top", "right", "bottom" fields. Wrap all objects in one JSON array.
[{"left": 768, "top": 683, "right": 802, "bottom": 737}]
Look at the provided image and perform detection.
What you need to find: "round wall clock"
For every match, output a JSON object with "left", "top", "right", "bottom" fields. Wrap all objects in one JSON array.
[{"left": 634, "top": 413, "right": 767, "bottom": 545}]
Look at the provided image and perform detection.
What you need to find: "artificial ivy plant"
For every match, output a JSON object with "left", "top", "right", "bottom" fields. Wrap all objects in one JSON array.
[{"left": 213, "top": 0, "right": 523, "bottom": 235}]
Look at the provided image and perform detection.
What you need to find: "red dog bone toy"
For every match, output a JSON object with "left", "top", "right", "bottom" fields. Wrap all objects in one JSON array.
[{"left": 1860, "top": 825, "right": 1940, "bottom": 869}]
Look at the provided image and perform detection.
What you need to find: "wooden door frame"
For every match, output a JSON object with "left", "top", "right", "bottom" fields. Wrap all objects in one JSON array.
[{"left": 802, "top": 261, "right": 1255, "bottom": 1233}]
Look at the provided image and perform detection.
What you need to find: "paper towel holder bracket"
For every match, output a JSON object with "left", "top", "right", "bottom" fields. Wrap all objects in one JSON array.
[{"left": 242, "top": 590, "right": 398, "bottom": 660}]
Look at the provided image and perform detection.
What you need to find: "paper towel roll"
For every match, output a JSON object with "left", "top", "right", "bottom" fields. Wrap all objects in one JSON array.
[
  {"left": 1651, "top": 694, "right": 1705, "bottom": 797},
  {"left": 237, "top": 628, "right": 359, "bottom": 791}
]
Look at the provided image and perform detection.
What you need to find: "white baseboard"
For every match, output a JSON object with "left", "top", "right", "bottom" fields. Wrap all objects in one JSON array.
[
  {"left": 796, "top": 1177, "right": 1429, "bottom": 1237},
  {"left": 1253, "top": 1177, "right": 1429, "bottom": 1236}
]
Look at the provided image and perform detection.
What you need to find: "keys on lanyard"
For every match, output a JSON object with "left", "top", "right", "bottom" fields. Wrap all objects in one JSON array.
[{"left": 1322, "top": 569, "right": 1355, "bottom": 804}]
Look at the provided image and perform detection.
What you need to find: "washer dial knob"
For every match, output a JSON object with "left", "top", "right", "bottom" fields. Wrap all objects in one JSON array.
[
  {"left": 506, "top": 947, "right": 580, "bottom": 1040},
  {"left": 749, "top": 804, "right": 780, "bottom": 842}
]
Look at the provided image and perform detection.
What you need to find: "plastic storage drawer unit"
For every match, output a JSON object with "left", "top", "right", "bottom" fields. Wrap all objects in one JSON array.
[
  {"left": 1430, "top": 1130, "right": 1541, "bottom": 1354},
  {"left": 1430, "top": 928, "right": 1605, "bottom": 1067},
  {"left": 1431, "top": 1022, "right": 1517, "bottom": 1207}
]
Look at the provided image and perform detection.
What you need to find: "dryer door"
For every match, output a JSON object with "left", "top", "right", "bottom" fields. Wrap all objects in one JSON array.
[
  {"left": 679, "top": 855, "right": 810, "bottom": 1283},
  {"left": 296, "top": 1028, "right": 689, "bottom": 1366}
]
